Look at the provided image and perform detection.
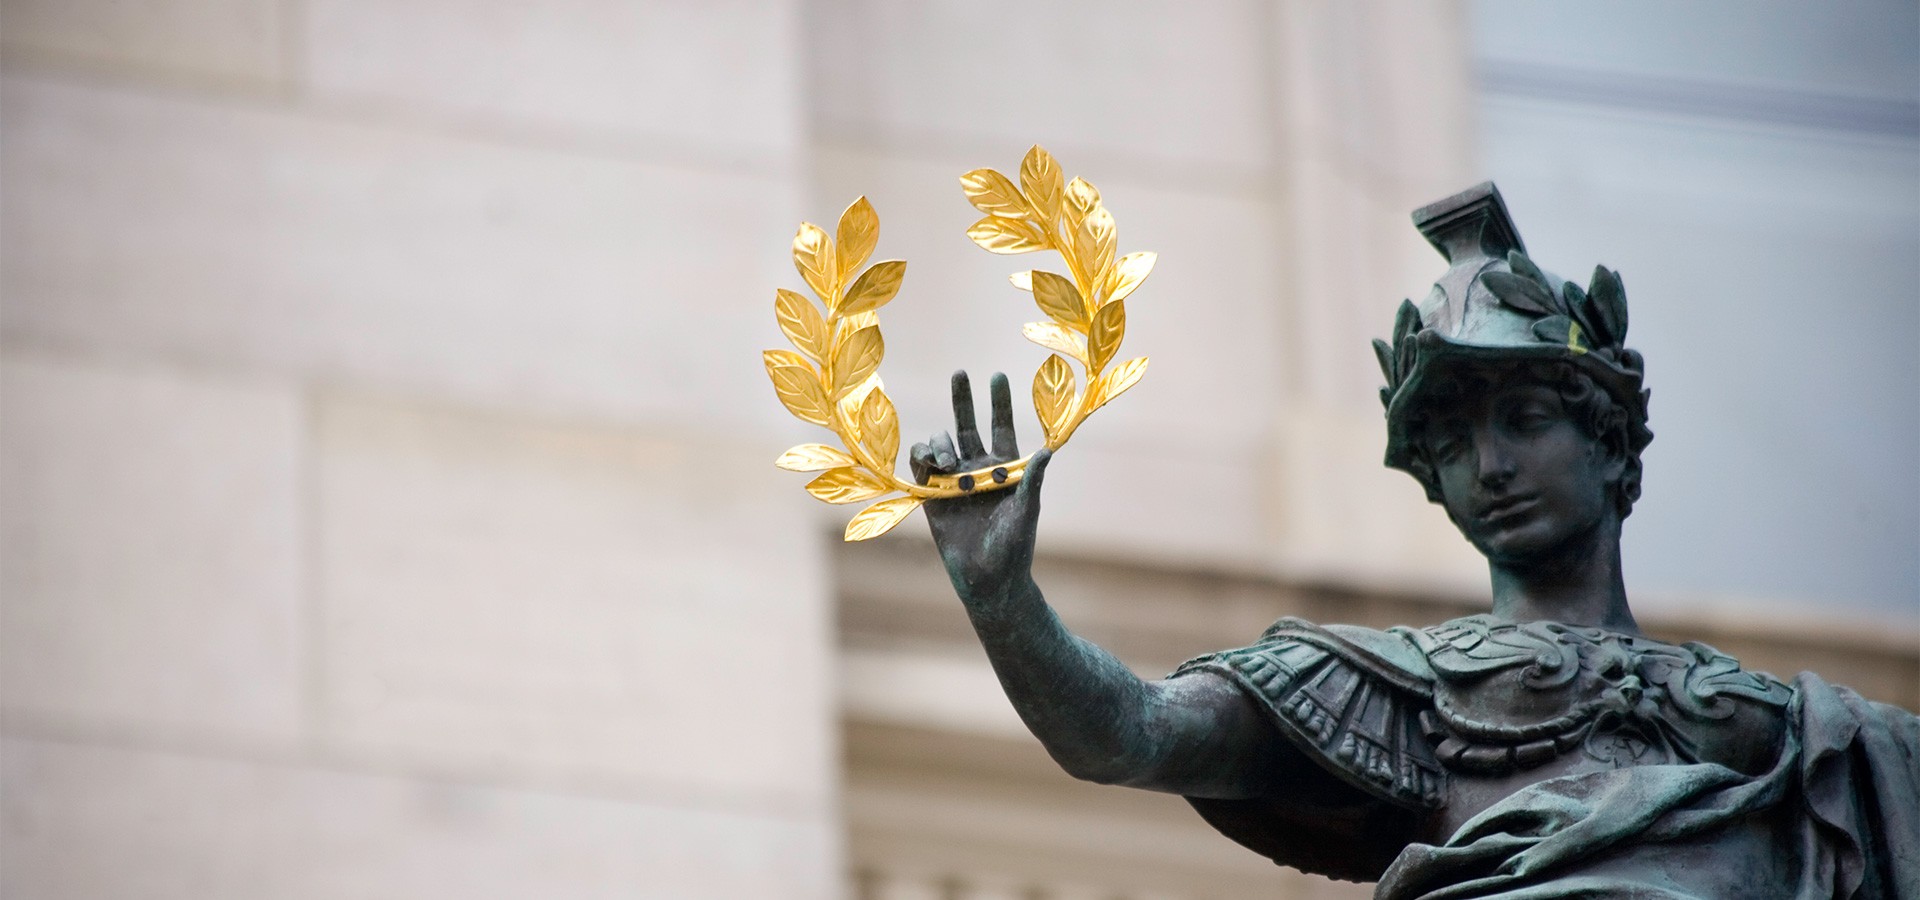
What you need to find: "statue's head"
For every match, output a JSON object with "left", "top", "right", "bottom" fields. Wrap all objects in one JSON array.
[{"left": 1377, "top": 184, "right": 1653, "bottom": 559}]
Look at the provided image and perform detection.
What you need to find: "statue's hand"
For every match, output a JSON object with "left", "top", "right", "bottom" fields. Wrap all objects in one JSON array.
[{"left": 911, "top": 370, "right": 1051, "bottom": 603}]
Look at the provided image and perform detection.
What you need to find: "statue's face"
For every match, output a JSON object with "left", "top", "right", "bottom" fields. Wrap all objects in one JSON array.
[{"left": 1421, "top": 378, "right": 1624, "bottom": 564}]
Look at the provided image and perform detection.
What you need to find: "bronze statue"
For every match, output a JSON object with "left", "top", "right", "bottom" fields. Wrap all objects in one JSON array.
[{"left": 901, "top": 183, "right": 1920, "bottom": 896}]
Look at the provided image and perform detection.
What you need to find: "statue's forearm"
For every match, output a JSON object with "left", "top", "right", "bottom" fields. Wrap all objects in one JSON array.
[
  {"left": 955, "top": 576, "right": 1282, "bottom": 796},
  {"left": 958, "top": 576, "right": 1157, "bottom": 782}
]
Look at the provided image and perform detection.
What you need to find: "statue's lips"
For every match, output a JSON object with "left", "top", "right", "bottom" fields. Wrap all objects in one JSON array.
[{"left": 1476, "top": 494, "right": 1539, "bottom": 524}]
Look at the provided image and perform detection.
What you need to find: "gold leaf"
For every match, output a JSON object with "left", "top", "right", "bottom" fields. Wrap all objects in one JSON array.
[
  {"left": 1021, "top": 321, "right": 1088, "bottom": 365},
  {"left": 805, "top": 467, "right": 891, "bottom": 505},
  {"left": 958, "top": 168, "right": 1032, "bottom": 219},
  {"left": 1088, "top": 298, "right": 1126, "bottom": 372},
  {"left": 844, "top": 495, "right": 923, "bottom": 541},
  {"left": 1106, "top": 252, "right": 1156, "bottom": 305},
  {"left": 834, "top": 374, "right": 882, "bottom": 442},
  {"left": 1065, "top": 177, "right": 1101, "bottom": 224},
  {"left": 967, "top": 216, "right": 1047, "bottom": 254},
  {"left": 1032, "top": 353, "right": 1075, "bottom": 443},
  {"left": 763, "top": 350, "right": 831, "bottom": 426},
  {"left": 1008, "top": 271, "right": 1033, "bottom": 292},
  {"left": 1092, "top": 356, "right": 1149, "bottom": 411},
  {"left": 840, "top": 260, "right": 907, "bottom": 316},
  {"left": 858, "top": 388, "right": 901, "bottom": 475},
  {"left": 792, "top": 222, "right": 836, "bottom": 305},
  {"left": 840, "top": 373, "right": 881, "bottom": 408},
  {"left": 1074, "top": 207, "right": 1117, "bottom": 288},
  {"left": 839, "top": 309, "right": 879, "bottom": 335},
  {"left": 830, "top": 325, "right": 884, "bottom": 398},
  {"left": 836, "top": 197, "right": 879, "bottom": 280},
  {"left": 1020, "top": 146, "right": 1065, "bottom": 222},
  {"left": 775, "top": 443, "right": 856, "bottom": 472},
  {"left": 829, "top": 311, "right": 878, "bottom": 363},
  {"left": 775, "top": 288, "right": 828, "bottom": 362},
  {"left": 1029, "top": 270, "right": 1087, "bottom": 330}
]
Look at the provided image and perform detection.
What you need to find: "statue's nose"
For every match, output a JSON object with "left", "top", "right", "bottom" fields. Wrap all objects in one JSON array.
[{"left": 1475, "top": 435, "right": 1517, "bottom": 488}]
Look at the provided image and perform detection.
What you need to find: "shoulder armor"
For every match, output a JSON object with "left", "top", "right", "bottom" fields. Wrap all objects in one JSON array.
[{"left": 1175, "top": 618, "right": 1447, "bottom": 809}]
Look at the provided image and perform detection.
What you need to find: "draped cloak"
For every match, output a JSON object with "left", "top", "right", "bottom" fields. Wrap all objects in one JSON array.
[{"left": 1171, "top": 618, "right": 1920, "bottom": 898}]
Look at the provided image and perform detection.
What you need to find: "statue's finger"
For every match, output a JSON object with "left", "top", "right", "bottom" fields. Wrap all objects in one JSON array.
[
  {"left": 909, "top": 441, "right": 933, "bottom": 485},
  {"left": 989, "top": 372, "right": 1018, "bottom": 459},
  {"left": 931, "top": 431, "right": 959, "bottom": 472},
  {"left": 951, "top": 370, "right": 985, "bottom": 459}
]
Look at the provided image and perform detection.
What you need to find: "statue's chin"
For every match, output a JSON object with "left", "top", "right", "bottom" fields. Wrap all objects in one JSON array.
[{"left": 1461, "top": 512, "right": 1609, "bottom": 571}]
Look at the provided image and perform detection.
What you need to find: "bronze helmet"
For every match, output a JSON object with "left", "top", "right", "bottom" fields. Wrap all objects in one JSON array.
[{"left": 1377, "top": 182, "right": 1653, "bottom": 503}]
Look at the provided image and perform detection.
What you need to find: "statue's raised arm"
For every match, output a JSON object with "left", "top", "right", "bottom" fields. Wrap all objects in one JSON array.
[{"left": 906, "top": 369, "right": 1275, "bottom": 800}]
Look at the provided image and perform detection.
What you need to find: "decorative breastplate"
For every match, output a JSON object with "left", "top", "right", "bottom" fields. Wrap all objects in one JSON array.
[{"left": 1413, "top": 617, "right": 1792, "bottom": 777}]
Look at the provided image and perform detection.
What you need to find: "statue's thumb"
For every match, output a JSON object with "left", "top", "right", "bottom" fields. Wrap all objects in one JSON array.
[{"left": 1019, "top": 449, "right": 1052, "bottom": 498}]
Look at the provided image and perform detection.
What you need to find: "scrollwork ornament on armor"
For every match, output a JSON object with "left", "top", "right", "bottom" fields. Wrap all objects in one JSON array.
[{"left": 1419, "top": 617, "right": 1790, "bottom": 776}]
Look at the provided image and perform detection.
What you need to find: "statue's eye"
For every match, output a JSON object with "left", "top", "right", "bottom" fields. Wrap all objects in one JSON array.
[
  {"left": 1428, "top": 432, "right": 1467, "bottom": 462},
  {"left": 1509, "top": 405, "right": 1554, "bottom": 431}
]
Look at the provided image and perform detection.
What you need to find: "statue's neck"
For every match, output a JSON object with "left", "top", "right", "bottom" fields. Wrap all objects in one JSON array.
[{"left": 1486, "top": 519, "right": 1639, "bottom": 635}]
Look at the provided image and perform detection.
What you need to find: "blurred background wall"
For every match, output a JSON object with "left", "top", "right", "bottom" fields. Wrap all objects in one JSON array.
[{"left": 0, "top": 1, "right": 1912, "bottom": 898}]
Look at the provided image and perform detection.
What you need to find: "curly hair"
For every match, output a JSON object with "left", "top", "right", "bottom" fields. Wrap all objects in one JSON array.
[{"left": 1403, "top": 361, "right": 1648, "bottom": 518}]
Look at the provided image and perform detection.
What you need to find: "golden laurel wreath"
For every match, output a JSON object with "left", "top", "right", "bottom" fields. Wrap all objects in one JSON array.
[{"left": 763, "top": 145, "right": 1154, "bottom": 541}]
